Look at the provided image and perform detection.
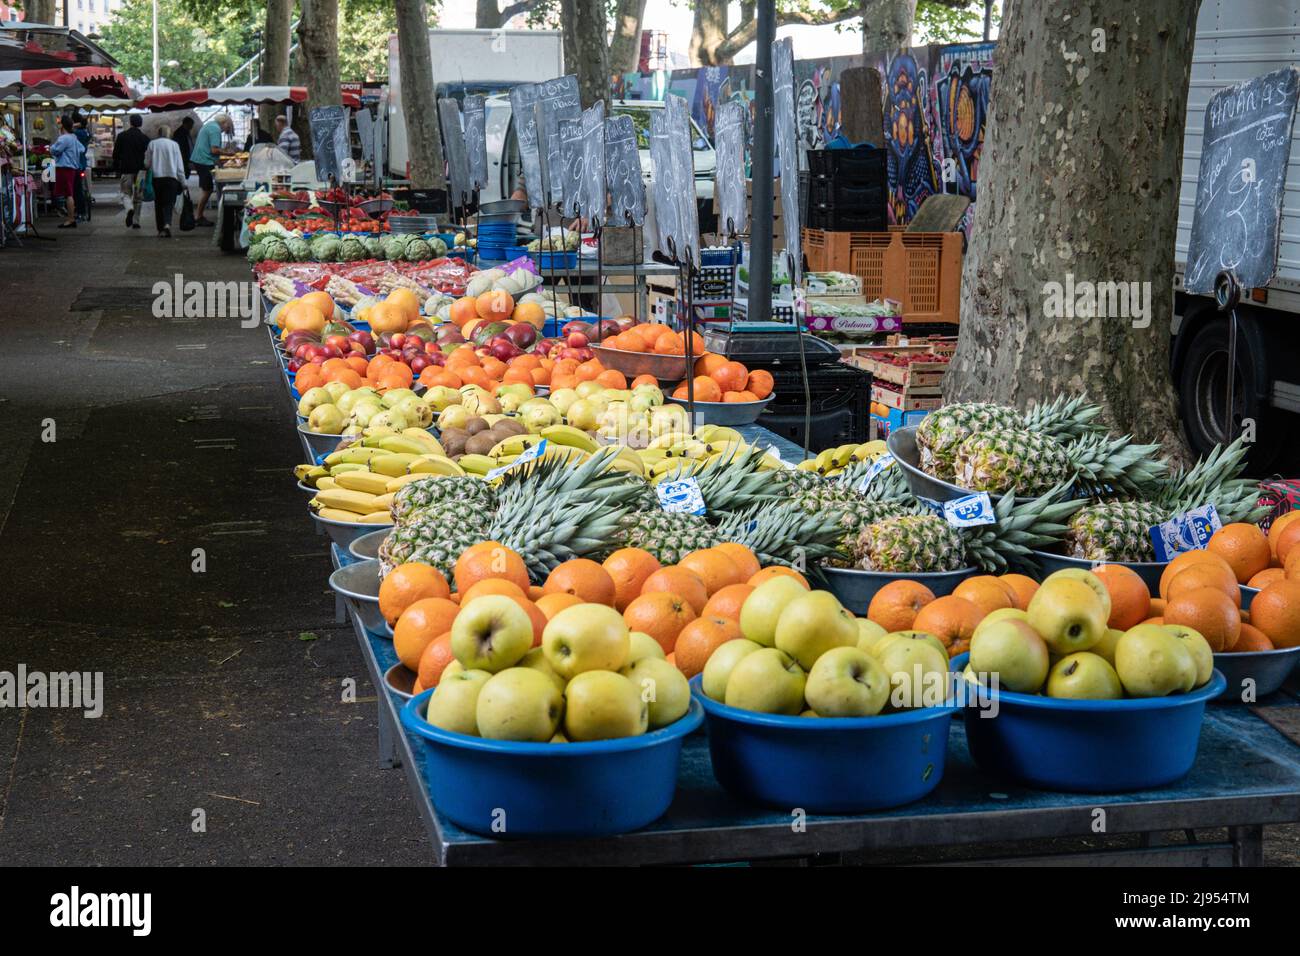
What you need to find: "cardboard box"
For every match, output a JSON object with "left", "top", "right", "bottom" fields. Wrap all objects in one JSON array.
[{"left": 871, "top": 406, "right": 930, "bottom": 439}]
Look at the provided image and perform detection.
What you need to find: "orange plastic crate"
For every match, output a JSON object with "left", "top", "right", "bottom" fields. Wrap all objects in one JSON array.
[{"left": 847, "top": 231, "right": 962, "bottom": 325}]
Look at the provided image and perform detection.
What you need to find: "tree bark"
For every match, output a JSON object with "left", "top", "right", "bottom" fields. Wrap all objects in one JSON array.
[
  {"left": 689, "top": 0, "right": 729, "bottom": 67},
  {"left": 395, "top": 0, "right": 445, "bottom": 188},
  {"left": 259, "top": 0, "right": 294, "bottom": 136},
  {"left": 944, "top": 0, "right": 1200, "bottom": 454},
  {"left": 289, "top": 47, "right": 313, "bottom": 159},
  {"left": 690, "top": 0, "right": 863, "bottom": 66},
  {"left": 565, "top": 0, "right": 610, "bottom": 109},
  {"left": 860, "top": 0, "right": 917, "bottom": 55},
  {"left": 476, "top": 0, "right": 503, "bottom": 28},
  {"left": 609, "top": 0, "right": 648, "bottom": 74},
  {"left": 298, "top": 0, "right": 342, "bottom": 108},
  {"left": 26, "top": 0, "right": 55, "bottom": 26}
]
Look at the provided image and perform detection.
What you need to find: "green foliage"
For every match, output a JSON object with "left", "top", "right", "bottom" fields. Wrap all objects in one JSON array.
[
  {"left": 914, "top": 0, "right": 999, "bottom": 44},
  {"left": 99, "top": 0, "right": 262, "bottom": 90}
]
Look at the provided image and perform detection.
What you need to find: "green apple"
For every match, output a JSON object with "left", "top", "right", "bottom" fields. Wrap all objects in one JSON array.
[
  {"left": 542, "top": 603, "right": 630, "bottom": 680},
  {"left": 971, "top": 607, "right": 1030, "bottom": 640},
  {"left": 1091, "top": 627, "right": 1124, "bottom": 666},
  {"left": 855, "top": 617, "right": 888, "bottom": 654},
  {"left": 563, "top": 671, "right": 648, "bottom": 740},
  {"left": 701, "top": 638, "right": 762, "bottom": 701},
  {"left": 1115, "top": 624, "right": 1198, "bottom": 697},
  {"left": 475, "top": 667, "right": 563, "bottom": 741},
  {"left": 1026, "top": 578, "right": 1107, "bottom": 655},
  {"left": 723, "top": 648, "right": 807, "bottom": 715},
  {"left": 626, "top": 630, "right": 667, "bottom": 665},
  {"left": 621, "top": 657, "right": 691, "bottom": 729},
  {"left": 450, "top": 594, "right": 534, "bottom": 672},
  {"left": 440, "top": 659, "right": 464, "bottom": 682},
  {"left": 1043, "top": 568, "right": 1112, "bottom": 622},
  {"left": 877, "top": 630, "right": 949, "bottom": 663},
  {"left": 307, "top": 403, "right": 345, "bottom": 434},
  {"left": 1162, "top": 624, "right": 1214, "bottom": 687},
  {"left": 804, "top": 646, "right": 890, "bottom": 717},
  {"left": 739, "top": 576, "right": 808, "bottom": 647},
  {"left": 297, "top": 385, "right": 334, "bottom": 416},
  {"left": 424, "top": 668, "right": 491, "bottom": 735},
  {"left": 517, "top": 646, "right": 566, "bottom": 693},
  {"left": 875, "top": 634, "right": 950, "bottom": 709},
  {"left": 773, "top": 590, "right": 858, "bottom": 670},
  {"left": 1045, "top": 652, "right": 1123, "bottom": 700},
  {"left": 969, "top": 618, "right": 1050, "bottom": 694}
]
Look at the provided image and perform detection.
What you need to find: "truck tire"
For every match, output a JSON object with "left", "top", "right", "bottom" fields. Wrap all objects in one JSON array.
[{"left": 1176, "top": 316, "right": 1288, "bottom": 473}]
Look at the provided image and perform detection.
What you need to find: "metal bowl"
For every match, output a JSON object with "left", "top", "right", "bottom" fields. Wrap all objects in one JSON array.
[
  {"left": 820, "top": 565, "right": 978, "bottom": 615},
  {"left": 1241, "top": 584, "right": 1260, "bottom": 611},
  {"left": 1030, "top": 548, "right": 1166, "bottom": 592},
  {"left": 886, "top": 426, "right": 1039, "bottom": 507},
  {"left": 311, "top": 512, "right": 393, "bottom": 550},
  {"left": 296, "top": 422, "right": 344, "bottom": 461},
  {"left": 296, "top": 480, "right": 321, "bottom": 494},
  {"left": 358, "top": 197, "right": 395, "bottom": 216},
  {"left": 328, "top": 558, "right": 386, "bottom": 635},
  {"left": 478, "top": 198, "right": 526, "bottom": 221},
  {"left": 666, "top": 394, "right": 775, "bottom": 426},
  {"left": 385, "top": 663, "right": 417, "bottom": 700},
  {"left": 349, "top": 528, "right": 389, "bottom": 562},
  {"left": 1212, "top": 646, "right": 1300, "bottom": 702},
  {"left": 273, "top": 197, "right": 310, "bottom": 212},
  {"left": 590, "top": 345, "right": 689, "bottom": 383}
]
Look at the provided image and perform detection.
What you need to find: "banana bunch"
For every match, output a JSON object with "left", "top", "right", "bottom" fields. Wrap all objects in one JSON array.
[
  {"left": 796, "top": 440, "right": 888, "bottom": 476},
  {"left": 459, "top": 427, "right": 601, "bottom": 478},
  {"left": 295, "top": 428, "right": 470, "bottom": 493},
  {"left": 310, "top": 486, "right": 396, "bottom": 525}
]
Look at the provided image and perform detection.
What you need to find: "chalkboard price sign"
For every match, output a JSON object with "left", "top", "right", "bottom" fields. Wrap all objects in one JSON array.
[
  {"left": 535, "top": 75, "right": 582, "bottom": 203},
  {"left": 580, "top": 101, "right": 607, "bottom": 228},
  {"left": 558, "top": 117, "right": 585, "bottom": 218},
  {"left": 463, "top": 94, "right": 488, "bottom": 192},
  {"left": 605, "top": 114, "right": 645, "bottom": 226},
  {"left": 714, "top": 100, "right": 747, "bottom": 237},
  {"left": 771, "top": 36, "right": 803, "bottom": 284},
  {"left": 439, "top": 98, "right": 472, "bottom": 207},
  {"left": 648, "top": 96, "right": 699, "bottom": 265},
  {"left": 309, "top": 106, "right": 350, "bottom": 184},
  {"left": 1185, "top": 66, "right": 1299, "bottom": 294},
  {"left": 508, "top": 84, "right": 545, "bottom": 209}
]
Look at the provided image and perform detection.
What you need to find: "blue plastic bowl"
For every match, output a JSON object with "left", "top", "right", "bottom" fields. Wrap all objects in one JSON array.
[
  {"left": 401, "top": 690, "right": 703, "bottom": 838},
  {"left": 689, "top": 675, "right": 957, "bottom": 813},
  {"left": 953, "top": 652, "right": 1228, "bottom": 792}
]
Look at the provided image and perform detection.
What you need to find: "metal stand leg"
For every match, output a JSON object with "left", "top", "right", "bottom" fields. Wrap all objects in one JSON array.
[
  {"left": 1230, "top": 825, "right": 1264, "bottom": 866},
  {"left": 377, "top": 698, "right": 402, "bottom": 769}
]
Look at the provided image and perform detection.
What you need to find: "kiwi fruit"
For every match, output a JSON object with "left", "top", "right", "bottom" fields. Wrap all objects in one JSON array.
[
  {"left": 464, "top": 432, "right": 498, "bottom": 457},
  {"left": 493, "top": 418, "right": 527, "bottom": 437},
  {"left": 441, "top": 429, "right": 468, "bottom": 458},
  {"left": 464, "top": 417, "right": 490, "bottom": 436}
]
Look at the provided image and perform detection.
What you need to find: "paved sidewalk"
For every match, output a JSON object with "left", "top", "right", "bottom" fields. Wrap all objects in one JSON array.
[{"left": 0, "top": 190, "right": 429, "bottom": 865}]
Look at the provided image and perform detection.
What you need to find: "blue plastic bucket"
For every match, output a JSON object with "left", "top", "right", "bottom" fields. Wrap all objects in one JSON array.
[
  {"left": 954, "top": 652, "right": 1227, "bottom": 792},
  {"left": 401, "top": 690, "right": 703, "bottom": 838},
  {"left": 689, "top": 675, "right": 956, "bottom": 813}
]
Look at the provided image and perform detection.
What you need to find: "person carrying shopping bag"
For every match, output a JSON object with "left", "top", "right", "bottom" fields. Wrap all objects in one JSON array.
[
  {"left": 144, "top": 125, "right": 186, "bottom": 238},
  {"left": 113, "top": 114, "right": 150, "bottom": 229}
]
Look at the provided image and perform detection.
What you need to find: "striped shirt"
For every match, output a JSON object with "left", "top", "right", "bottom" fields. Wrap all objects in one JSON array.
[{"left": 277, "top": 127, "right": 301, "bottom": 162}]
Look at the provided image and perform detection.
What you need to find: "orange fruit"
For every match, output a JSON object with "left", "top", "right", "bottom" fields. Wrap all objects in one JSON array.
[
  {"left": 527, "top": 585, "right": 546, "bottom": 601},
  {"left": 575, "top": 359, "right": 604, "bottom": 382},
  {"left": 748, "top": 566, "right": 810, "bottom": 589},
  {"left": 393, "top": 597, "right": 459, "bottom": 670},
  {"left": 1233, "top": 622, "right": 1274, "bottom": 652},
  {"left": 453, "top": 541, "right": 530, "bottom": 595},
  {"left": 694, "top": 352, "right": 727, "bottom": 377},
  {"left": 535, "top": 592, "right": 583, "bottom": 620},
  {"left": 1149, "top": 597, "right": 1166, "bottom": 616},
  {"left": 1287, "top": 547, "right": 1300, "bottom": 580},
  {"left": 677, "top": 548, "right": 744, "bottom": 596},
  {"left": 1268, "top": 510, "right": 1300, "bottom": 555},
  {"left": 512, "top": 596, "right": 548, "bottom": 646},
  {"left": 378, "top": 563, "right": 451, "bottom": 625},
  {"left": 385, "top": 288, "right": 420, "bottom": 322},
  {"left": 449, "top": 296, "right": 478, "bottom": 326},
  {"left": 602, "top": 548, "right": 662, "bottom": 612},
  {"left": 416, "top": 632, "right": 456, "bottom": 687},
  {"left": 475, "top": 289, "right": 515, "bottom": 320},
  {"left": 543, "top": 558, "right": 617, "bottom": 606},
  {"left": 689, "top": 376, "right": 722, "bottom": 402},
  {"left": 711, "top": 360, "right": 750, "bottom": 392},
  {"left": 641, "top": 566, "right": 709, "bottom": 615},
  {"left": 1091, "top": 564, "right": 1152, "bottom": 630},
  {"left": 1248, "top": 579, "right": 1300, "bottom": 649},
  {"left": 712, "top": 543, "right": 761, "bottom": 583},
  {"left": 1163, "top": 587, "right": 1241, "bottom": 652},
  {"left": 867, "top": 580, "right": 936, "bottom": 632},
  {"left": 1207, "top": 523, "right": 1271, "bottom": 584},
  {"left": 673, "top": 616, "right": 743, "bottom": 678},
  {"left": 512, "top": 301, "right": 546, "bottom": 328},
  {"left": 952, "top": 575, "right": 1015, "bottom": 616},
  {"left": 595, "top": 369, "right": 628, "bottom": 389},
  {"left": 702, "top": 583, "right": 755, "bottom": 622},
  {"left": 623, "top": 592, "right": 697, "bottom": 653},
  {"left": 460, "top": 578, "right": 526, "bottom": 603},
  {"left": 1273, "top": 520, "right": 1300, "bottom": 566},
  {"left": 746, "top": 368, "right": 774, "bottom": 399},
  {"left": 1166, "top": 562, "right": 1241, "bottom": 608},
  {"left": 1247, "top": 567, "right": 1287, "bottom": 590},
  {"left": 999, "top": 573, "right": 1039, "bottom": 610},
  {"left": 723, "top": 390, "right": 760, "bottom": 402},
  {"left": 299, "top": 290, "right": 336, "bottom": 319},
  {"left": 631, "top": 374, "right": 658, "bottom": 389},
  {"left": 1158, "top": 549, "right": 1235, "bottom": 599},
  {"left": 911, "top": 595, "right": 983, "bottom": 652}
]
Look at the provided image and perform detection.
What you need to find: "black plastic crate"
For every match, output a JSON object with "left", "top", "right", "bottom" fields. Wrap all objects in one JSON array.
[
  {"left": 807, "top": 146, "right": 887, "bottom": 183},
  {"left": 808, "top": 180, "right": 885, "bottom": 211},
  {"left": 757, "top": 362, "right": 873, "bottom": 448},
  {"left": 806, "top": 207, "right": 888, "bottom": 232}
]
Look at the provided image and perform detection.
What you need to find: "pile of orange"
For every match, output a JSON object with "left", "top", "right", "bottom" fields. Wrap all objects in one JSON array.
[
  {"left": 602, "top": 323, "right": 705, "bottom": 357},
  {"left": 420, "top": 345, "right": 555, "bottom": 393},
  {"left": 549, "top": 356, "right": 634, "bottom": 392},
  {"left": 445, "top": 292, "right": 548, "bottom": 333},
  {"left": 669, "top": 352, "right": 775, "bottom": 404}
]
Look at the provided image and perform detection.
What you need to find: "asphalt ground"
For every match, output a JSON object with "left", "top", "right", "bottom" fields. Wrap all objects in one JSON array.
[{"left": 0, "top": 185, "right": 1294, "bottom": 867}]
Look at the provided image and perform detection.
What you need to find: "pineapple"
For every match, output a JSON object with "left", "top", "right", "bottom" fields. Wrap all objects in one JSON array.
[
  {"left": 953, "top": 429, "right": 1166, "bottom": 498},
  {"left": 615, "top": 510, "right": 720, "bottom": 565},
  {"left": 778, "top": 466, "right": 921, "bottom": 559},
  {"left": 850, "top": 484, "right": 1082, "bottom": 573},
  {"left": 392, "top": 476, "right": 495, "bottom": 522},
  {"left": 716, "top": 500, "right": 846, "bottom": 570},
  {"left": 379, "top": 506, "right": 491, "bottom": 577},
  {"left": 1061, "top": 437, "right": 1268, "bottom": 561},
  {"left": 916, "top": 396, "right": 1101, "bottom": 480}
]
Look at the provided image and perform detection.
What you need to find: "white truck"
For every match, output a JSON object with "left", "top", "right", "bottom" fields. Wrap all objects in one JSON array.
[
  {"left": 1173, "top": 0, "right": 1300, "bottom": 470},
  {"left": 384, "top": 28, "right": 565, "bottom": 183}
]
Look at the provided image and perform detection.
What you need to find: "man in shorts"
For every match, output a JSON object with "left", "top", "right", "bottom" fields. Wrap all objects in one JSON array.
[{"left": 190, "top": 113, "right": 234, "bottom": 227}]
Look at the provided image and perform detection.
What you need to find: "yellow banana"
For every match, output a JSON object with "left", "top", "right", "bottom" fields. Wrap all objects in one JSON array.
[
  {"left": 314, "top": 506, "right": 365, "bottom": 523},
  {"left": 358, "top": 510, "right": 394, "bottom": 524},
  {"left": 368, "top": 452, "right": 422, "bottom": 477},
  {"left": 327, "top": 462, "right": 370, "bottom": 475},
  {"left": 541, "top": 424, "right": 600, "bottom": 453},
  {"left": 371, "top": 493, "right": 395, "bottom": 511},
  {"left": 401, "top": 428, "right": 445, "bottom": 454},
  {"left": 333, "top": 471, "right": 392, "bottom": 495},
  {"left": 797, "top": 458, "right": 820, "bottom": 472},
  {"left": 758, "top": 453, "right": 786, "bottom": 471},
  {"left": 360, "top": 427, "right": 399, "bottom": 446},
  {"left": 386, "top": 473, "right": 431, "bottom": 492},
  {"left": 376, "top": 436, "right": 435, "bottom": 456},
  {"left": 457, "top": 454, "right": 496, "bottom": 476},
  {"left": 315, "top": 476, "right": 339, "bottom": 490},
  {"left": 489, "top": 434, "right": 543, "bottom": 459},
  {"left": 312, "top": 489, "right": 383, "bottom": 515},
  {"left": 324, "top": 446, "right": 392, "bottom": 467},
  {"left": 407, "top": 455, "right": 466, "bottom": 477},
  {"left": 695, "top": 425, "right": 743, "bottom": 444}
]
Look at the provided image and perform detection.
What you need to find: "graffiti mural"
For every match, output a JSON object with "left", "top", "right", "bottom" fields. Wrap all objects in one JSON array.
[
  {"left": 930, "top": 43, "right": 994, "bottom": 221},
  {"left": 882, "top": 53, "right": 940, "bottom": 227}
]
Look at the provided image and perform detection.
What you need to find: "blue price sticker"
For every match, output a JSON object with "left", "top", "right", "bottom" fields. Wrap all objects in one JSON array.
[
  {"left": 856, "top": 453, "right": 895, "bottom": 492},
  {"left": 656, "top": 477, "right": 707, "bottom": 515},
  {"left": 943, "top": 492, "right": 996, "bottom": 527},
  {"left": 1149, "top": 504, "right": 1222, "bottom": 562},
  {"left": 486, "top": 438, "right": 547, "bottom": 480}
]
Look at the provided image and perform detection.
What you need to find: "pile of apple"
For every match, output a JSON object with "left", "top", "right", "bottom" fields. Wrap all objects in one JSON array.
[
  {"left": 701, "top": 577, "right": 951, "bottom": 718},
  {"left": 963, "top": 569, "right": 1216, "bottom": 699},
  {"left": 298, "top": 383, "right": 433, "bottom": 436},
  {"left": 426, "top": 595, "right": 690, "bottom": 743}
]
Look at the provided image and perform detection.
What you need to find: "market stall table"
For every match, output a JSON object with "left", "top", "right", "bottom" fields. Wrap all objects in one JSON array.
[{"left": 330, "top": 544, "right": 1300, "bottom": 867}]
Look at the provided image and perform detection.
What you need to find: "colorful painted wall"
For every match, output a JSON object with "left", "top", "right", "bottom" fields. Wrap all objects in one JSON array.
[{"left": 621, "top": 40, "right": 995, "bottom": 235}]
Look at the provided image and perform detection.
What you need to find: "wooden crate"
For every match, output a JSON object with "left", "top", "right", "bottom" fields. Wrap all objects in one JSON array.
[{"left": 845, "top": 344, "right": 950, "bottom": 389}]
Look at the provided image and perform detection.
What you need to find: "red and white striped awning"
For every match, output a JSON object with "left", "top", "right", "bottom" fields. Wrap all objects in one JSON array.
[
  {"left": 0, "top": 65, "right": 132, "bottom": 100},
  {"left": 135, "top": 86, "right": 361, "bottom": 111}
]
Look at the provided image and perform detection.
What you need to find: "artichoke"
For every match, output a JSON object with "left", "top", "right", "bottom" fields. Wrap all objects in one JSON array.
[
  {"left": 404, "top": 238, "right": 433, "bottom": 262},
  {"left": 311, "top": 236, "right": 342, "bottom": 261},
  {"left": 261, "top": 237, "right": 290, "bottom": 262},
  {"left": 362, "top": 236, "right": 382, "bottom": 259},
  {"left": 287, "top": 237, "right": 311, "bottom": 262},
  {"left": 426, "top": 236, "right": 448, "bottom": 258},
  {"left": 340, "top": 236, "right": 366, "bottom": 262}
]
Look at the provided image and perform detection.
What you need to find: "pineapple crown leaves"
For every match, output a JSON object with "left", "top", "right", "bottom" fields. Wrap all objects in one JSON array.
[
  {"left": 1064, "top": 432, "right": 1169, "bottom": 498},
  {"left": 959, "top": 483, "right": 1086, "bottom": 573},
  {"left": 716, "top": 500, "right": 844, "bottom": 570},
  {"left": 677, "top": 442, "right": 780, "bottom": 519},
  {"left": 1021, "top": 394, "right": 1104, "bottom": 440},
  {"left": 835, "top": 457, "right": 914, "bottom": 503}
]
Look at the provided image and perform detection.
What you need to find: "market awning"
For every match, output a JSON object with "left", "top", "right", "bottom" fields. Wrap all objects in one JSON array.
[
  {"left": 135, "top": 86, "right": 362, "bottom": 111},
  {"left": 0, "top": 66, "right": 134, "bottom": 100},
  {"left": 0, "top": 22, "right": 118, "bottom": 70}
]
